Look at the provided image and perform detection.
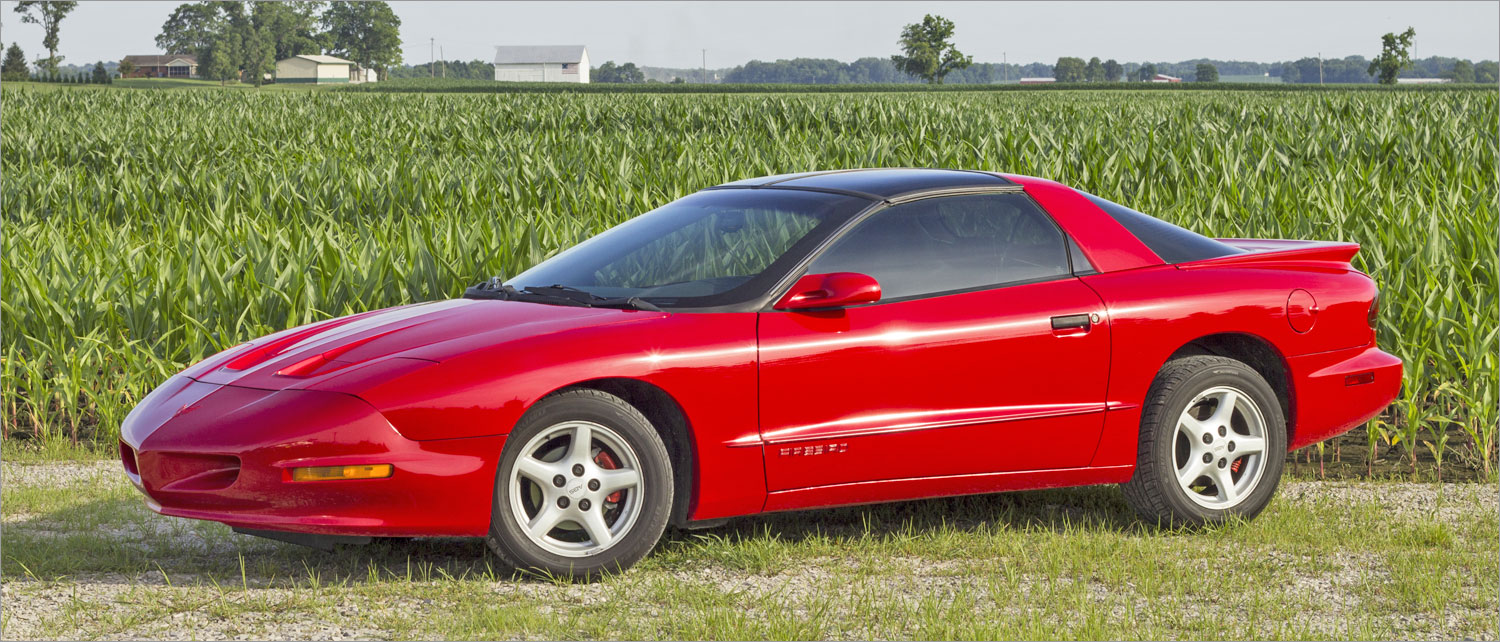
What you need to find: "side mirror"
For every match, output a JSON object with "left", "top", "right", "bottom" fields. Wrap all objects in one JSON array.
[{"left": 774, "top": 272, "right": 881, "bottom": 310}]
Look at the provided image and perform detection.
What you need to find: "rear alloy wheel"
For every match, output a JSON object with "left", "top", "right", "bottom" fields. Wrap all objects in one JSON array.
[
  {"left": 1122, "top": 355, "right": 1286, "bottom": 526},
  {"left": 488, "top": 389, "right": 671, "bottom": 579}
]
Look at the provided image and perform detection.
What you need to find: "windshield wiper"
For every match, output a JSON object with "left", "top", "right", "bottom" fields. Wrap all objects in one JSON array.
[
  {"left": 527, "top": 284, "right": 663, "bottom": 312},
  {"left": 463, "top": 279, "right": 589, "bottom": 307},
  {"left": 463, "top": 279, "right": 661, "bottom": 311},
  {"left": 591, "top": 296, "right": 662, "bottom": 312}
]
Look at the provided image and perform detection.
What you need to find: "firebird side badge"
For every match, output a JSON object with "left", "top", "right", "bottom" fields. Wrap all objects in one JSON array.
[{"left": 777, "top": 443, "right": 849, "bottom": 457}]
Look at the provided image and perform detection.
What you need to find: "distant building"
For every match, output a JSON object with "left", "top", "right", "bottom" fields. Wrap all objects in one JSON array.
[
  {"left": 1019, "top": 77, "right": 1056, "bottom": 84},
  {"left": 275, "top": 54, "right": 373, "bottom": 84},
  {"left": 121, "top": 54, "right": 198, "bottom": 79},
  {"left": 349, "top": 66, "right": 378, "bottom": 84},
  {"left": 493, "top": 45, "right": 589, "bottom": 83},
  {"left": 1396, "top": 77, "right": 1452, "bottom": 84},
  {"left": 1151, "top": 74, "right": 1183, "bottom": 83}
]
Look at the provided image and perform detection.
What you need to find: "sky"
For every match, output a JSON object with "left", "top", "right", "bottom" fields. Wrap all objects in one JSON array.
[{"left": 1, "top": 1, "right": 1495, "bottom": 69}]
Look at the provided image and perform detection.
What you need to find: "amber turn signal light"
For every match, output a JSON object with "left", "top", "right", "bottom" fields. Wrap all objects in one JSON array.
[{"left": 290, "top": 464, "right": 393, "bottom": 482}]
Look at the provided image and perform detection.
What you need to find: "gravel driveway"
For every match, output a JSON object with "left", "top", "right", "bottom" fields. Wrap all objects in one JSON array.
[{"left": 2, "top": 461, "right": 1495, "bottom": 640}]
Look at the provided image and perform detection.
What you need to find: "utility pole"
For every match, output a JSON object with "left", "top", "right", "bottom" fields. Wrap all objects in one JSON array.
[
  {"left": 430, "top": 38, "right": 435, "bottom": 77},
  {"left": 1003, "top": 51, "right": 1007, "bottom": 83},
  {"left": 1318, "top": 51, "right": 1323, "bottom": 85},
  {"left": 702, "top": 49, "right": 707, "bottom": 84}
]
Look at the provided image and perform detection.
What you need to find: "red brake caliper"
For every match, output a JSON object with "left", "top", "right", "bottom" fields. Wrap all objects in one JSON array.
[
  {"left": 593, "top": 451, "right": 623, "bottom": 503},
  {"left": 1230, "top": 458, "right": 1243, "bottom": 474}
]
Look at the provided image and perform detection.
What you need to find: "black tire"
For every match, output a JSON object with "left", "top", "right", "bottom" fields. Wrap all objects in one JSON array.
[
  {"left": 1121, "top": 355, "right": 1286, "bottom": 526},
  {"left": 486, "top": 388, "right": 672, "bottom": 580}
]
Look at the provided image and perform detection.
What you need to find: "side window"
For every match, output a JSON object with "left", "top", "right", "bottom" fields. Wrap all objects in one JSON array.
[
  {"left": 1067, "top": 235, "right": 1096, "bottom": 274},
  {"left": 806, "top": 193, "right": 1071, "bottom": 301}
]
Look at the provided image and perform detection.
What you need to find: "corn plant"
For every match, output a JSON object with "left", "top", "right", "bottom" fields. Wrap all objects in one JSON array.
[{"left": 0, "top": 86, "right": 1494, "bottom": 472}]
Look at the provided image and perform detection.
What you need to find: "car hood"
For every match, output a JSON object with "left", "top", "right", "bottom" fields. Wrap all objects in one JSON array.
[{"left": 182, "top": 299, "right": 659, "bottom": 390}]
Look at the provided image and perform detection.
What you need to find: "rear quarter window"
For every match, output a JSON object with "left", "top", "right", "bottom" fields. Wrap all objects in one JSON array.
[{"left": 1083, "top": 193, "right": 1245, "bottom": 264}]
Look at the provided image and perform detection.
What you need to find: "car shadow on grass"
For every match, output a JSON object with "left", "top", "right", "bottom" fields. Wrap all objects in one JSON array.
[
  {"left": 3, "top": 484, "right": 1156, "bottom": 586},
  {"left": 668, "top": 483, "right": 1149, "bottom": 545}
]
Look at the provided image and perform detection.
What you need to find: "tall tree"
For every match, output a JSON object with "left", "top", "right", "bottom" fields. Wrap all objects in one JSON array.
[
  {"left": 1102, "top": 59, "right": 1122, "bottom": 82},
  {"left": 202, "top": 33, "right": 238, "bottom": 84},
  {"left": 156, "top": 2, "right": 230, "bottom": 58},
  {"left": 1085, "top": 56, "right": 1103, "bottom": 82},
  {"left": 322, "top": 1, "right": 402, "bottom": 79},
  {"left": 117, "top": 58, "right": 137, "bottom": 77},
  {"left": 1054, "top": 56, "right": 1086, "bottom": 82},
  {"left": 91, "top": 60, "right": 106, "bottom": 83},
  {"left": 890, "top": 14, "right": 972, "bottom": 84},
  {"left": 241, "top": 24, "right": 274, "bottom": 86},
  {"left": 251, "top": 1, "right": 326, "bottom": 60},
  {"left": 616, "top": 62, "right": 644, "bottom": 83},
  {"left": 1367, "top": 27, "right": 1416, "bottom": 85},
  {"left": 1137, "top": 62, "right": 1157, "bottom": 82},
  {"left": 13, "top": 1, "right": 77, "bottom": 73},
  {"left": 2, "top": 43, "right": 29, "bottom": 80},
  {"left": 1195, "top": 62, "right": 1219, "bottom": 82}
]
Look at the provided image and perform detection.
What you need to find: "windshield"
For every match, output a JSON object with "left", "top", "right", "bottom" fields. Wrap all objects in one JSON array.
[{"left": 511, "top": 189, "right": 870, "bottom": 308}]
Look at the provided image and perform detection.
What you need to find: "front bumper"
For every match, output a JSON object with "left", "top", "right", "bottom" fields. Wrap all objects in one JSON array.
[
  {"left": 1287, "top": 344, "right": 1403, "bottom": 449},
  {"left": 120, "top": 376, "right": 504, "bottom": 537}
]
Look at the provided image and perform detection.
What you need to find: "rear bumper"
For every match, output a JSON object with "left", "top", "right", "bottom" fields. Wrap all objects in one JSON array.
[
  {"left": 1287, "top": 344, "right": 1402, "bottom": 449},
  {"left": 120, "top": 376, "right": 503, "bottom": 537}
]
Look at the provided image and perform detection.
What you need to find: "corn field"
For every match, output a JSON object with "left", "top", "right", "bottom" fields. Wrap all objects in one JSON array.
[{"left": 2, "top": 87, "right": 1495, "bottom": 476}]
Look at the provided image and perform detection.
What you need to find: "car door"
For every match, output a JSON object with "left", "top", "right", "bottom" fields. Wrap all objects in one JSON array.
[{"left": 757, "top": 192, "right": 1111, "bottom": 491}]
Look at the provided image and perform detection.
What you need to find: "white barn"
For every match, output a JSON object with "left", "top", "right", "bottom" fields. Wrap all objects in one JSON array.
[
  {"left": 277, "top": 54, "right": 360, "bottom": 84},
  {"left": 493, "top": 45, "right": 589, "bottom": 83}
]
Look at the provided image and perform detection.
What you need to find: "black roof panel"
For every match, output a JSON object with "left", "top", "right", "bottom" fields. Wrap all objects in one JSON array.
[
  {"left": 710, "top": 168, "right": 1015, "bottom": 199},
  {"left": 713, "top": 171, "right": 828, "bottom": 187}
]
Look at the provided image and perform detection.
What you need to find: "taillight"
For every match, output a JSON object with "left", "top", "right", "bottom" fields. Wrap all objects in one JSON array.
[{"left": 1368, "top": 289, "right": 1381, "bottom": 329}]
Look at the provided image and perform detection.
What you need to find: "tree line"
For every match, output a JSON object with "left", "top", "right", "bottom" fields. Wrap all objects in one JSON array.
[
  {"left": 599, "top": 19, "right": 1496, "bottom": 86},
  {"left": 616, "top": 53, "right": 1496, "bottom": 85},
  {"left": 6, "top": 0, "right": 402, "bottom": 85},
  {"left": 153, "top": 1, "right": 402, "bottom": 85}
]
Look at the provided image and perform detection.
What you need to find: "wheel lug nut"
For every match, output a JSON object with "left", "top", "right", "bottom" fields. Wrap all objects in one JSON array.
[
  {"left": 1202, "top": 433, "right": 1213, "bottom": 444},
  {"left": 1217, "top": 458, "right": 1227, "bottom": 468},
  {"left": 572, "top": 464, "right": 585, "bottom": 476},
  {"left": 1218, "top": 426, "right": 1227, "bottom": 437},
  {"left": 588, "top": 479, "right": 600, "bottom": 491},
  {"left": 1202, "top": 453, "right": 1212, "bottom": 464},
  {"left": 1228, "top": 442, "right": 1236, "bottom": 452},
  {"left": 578, "top": 499, "right": 591, "bottom": 511},
  {"left": 557, "top": 497, "right": 570, "bottom": 508},
  {"left": 552, "top": 474, "right": 565, "bottom": 487}
]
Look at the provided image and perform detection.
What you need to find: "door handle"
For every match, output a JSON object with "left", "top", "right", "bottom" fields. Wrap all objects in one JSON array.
[{"left": 1051, "top": 313, "right": 1092, "bottom": 332}]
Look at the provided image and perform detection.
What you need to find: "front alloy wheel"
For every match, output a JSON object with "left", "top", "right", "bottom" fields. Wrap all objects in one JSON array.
[
  {"left": 488, "top": 389, "right": 672, "bottom": 579},
  {"left": 508, "top": 420, "right": 644, "bottom": 556}
]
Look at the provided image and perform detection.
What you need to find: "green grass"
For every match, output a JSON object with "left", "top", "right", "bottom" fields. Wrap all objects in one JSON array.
[
  {"left": 1, "top": 87, "right": 1496, "bottom": 479},
  {"left": 2, "top": 463, "right": 1495, "bottom": 639}
]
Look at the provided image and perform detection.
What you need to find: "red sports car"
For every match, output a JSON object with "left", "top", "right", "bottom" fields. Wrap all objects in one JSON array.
[{"left": 120, "top": 169, "right": 1401, "bottom": 578}]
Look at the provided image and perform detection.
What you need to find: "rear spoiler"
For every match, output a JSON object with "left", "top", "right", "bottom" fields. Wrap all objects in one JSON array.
[{"left": 1179, "top": 239, "right": 1361, "bottom": 270}]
